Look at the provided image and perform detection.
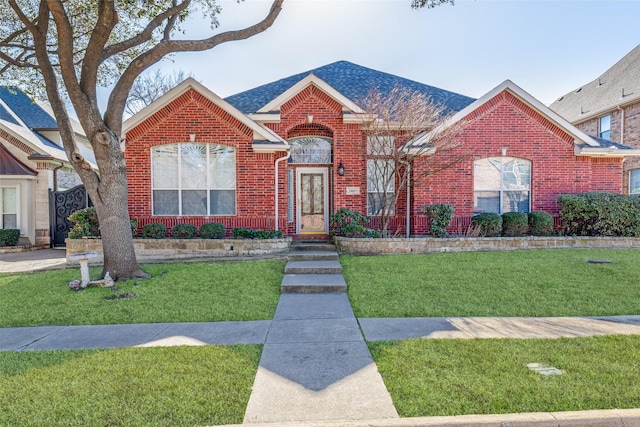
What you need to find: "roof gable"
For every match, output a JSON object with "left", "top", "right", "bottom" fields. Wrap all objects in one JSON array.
[
  {"left": 407, "top": 80, "right": 640, "bottom": 157},
  {"left": 123, "top": 78, "right": 286, "bottom": 147},
  {"left": 549, "top": 44, "right": 640, "bottom": 122},
  {"left": 225, "top": 61, "right": 476, "bottom": 115},
  {"left": 0, "top": 142, "right": 37, "bottom": 176}
]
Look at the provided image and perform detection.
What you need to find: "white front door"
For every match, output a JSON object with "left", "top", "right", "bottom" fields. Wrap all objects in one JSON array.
[{"left": 296, "top": 167, "right": 328, "bottom": 234}]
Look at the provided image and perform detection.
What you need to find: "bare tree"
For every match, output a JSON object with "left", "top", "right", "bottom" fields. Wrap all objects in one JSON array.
[
  {"left": 360, "top": 85, "right": 468, "bottom": 236},
  {"left": 0, "top": 0, "right": 284, "bottom": 280},
  {"left": 125, "top": 69, "right": 194, "bottom": 117}
]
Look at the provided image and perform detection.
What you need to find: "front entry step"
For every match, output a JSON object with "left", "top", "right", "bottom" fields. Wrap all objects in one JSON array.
[
  {"left": 284, "top": 260, "right": 342, "bottom": 275},
  {"left": 281, "top": 274, "right": 347, "bottom": 293},
  {"left": 290, "top": 242, "right": 336, "bottom": 252},
  {"left": 288, "top": 250, "right": 340, "bottom": 261}
]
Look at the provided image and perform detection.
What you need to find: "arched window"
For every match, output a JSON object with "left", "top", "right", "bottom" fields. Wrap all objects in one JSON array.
[
  {"left": 474, "top": 157, "right": 531, "bottom": 214},
  {"left": 151, "top": 143, "right": 235, "bottom": 216},
  {"left": 289, "top": 137, "right": 332, "bottom": 164}
]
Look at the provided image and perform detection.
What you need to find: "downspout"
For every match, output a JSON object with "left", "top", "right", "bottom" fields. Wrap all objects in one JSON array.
[
  {"left": 274, "top": 150, "right": 291, "bottom": 231},
  {"left": 618, "top": 106, "right": 625, "bottom": 145},
  {"left": 52, "top": 162, "right": 64, "bottom": 191},
  {"left": 406, "top": 163, "right": 411, "bottom": 238}
]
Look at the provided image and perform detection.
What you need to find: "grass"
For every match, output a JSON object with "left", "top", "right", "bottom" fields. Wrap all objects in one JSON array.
[
  {"left": 343, "top": 249, "right": 640, "bottom": 318},
  {"left": 369, "top": 335, "right": 640, "bottom": 417},
  {"left": 0, "top": 259, "right": 285, "bottom": 327},
  {"left": 0, "top": 345, "right": 261, "bottom": 426}
]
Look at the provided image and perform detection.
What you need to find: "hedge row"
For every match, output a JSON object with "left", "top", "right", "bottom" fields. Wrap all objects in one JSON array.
[
  {"left": 558, "top": 192, "right": 640, "bottom": 237},
  {"left": 0, "top": 229, "right": 20, "bottom": 246},
  {"left": 471, "top": 211, "right": 553, "bottom": 237}
]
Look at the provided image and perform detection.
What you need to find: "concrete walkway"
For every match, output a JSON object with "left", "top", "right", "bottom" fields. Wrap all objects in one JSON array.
[{"left": 3, "top": 247, "right": 640, "bottom": 427}]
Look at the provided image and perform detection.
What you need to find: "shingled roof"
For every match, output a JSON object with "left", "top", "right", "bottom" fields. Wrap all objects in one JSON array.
[
  {"left": 549, "top": 44, "right": 640, "bottom": 123},
  {"left": 0, "top": 87, "right": 58, "bottom": 129},
  {"left": 224, "top": 61, "right": 475, "bottom": 115}
]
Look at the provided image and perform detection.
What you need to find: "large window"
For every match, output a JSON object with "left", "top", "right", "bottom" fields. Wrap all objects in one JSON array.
[
  {"left": 152, "top": 143, "right": 235, "bottom": 216},
  {"left": 474, "top": 157, "right": 531, "bottom": 214},
  {"left": 631, "top": 169, "right": 640, "bottom": 195},
  {"left": 367, "top": 159, "right": 395, "bottom": 216},
  {"left": 289, "top": 137, "right": 332, "bottom": 164},
  {"left": 1, "top": 187, "right": 18, "bottom": 229},
  {"left": 599, "top": 114, "right": 611, "bottom": 140}
]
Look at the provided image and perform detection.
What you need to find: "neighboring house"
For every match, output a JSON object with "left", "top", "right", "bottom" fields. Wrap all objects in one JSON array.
[
  {"left": 550, "top": 44, "right": 640, "bottom": 195},
  {"left": 122, "top": 61, "right": 640, "bottom": 237},
  {"left": 0, "top": 87, "right": 95, "bottom": 246}
]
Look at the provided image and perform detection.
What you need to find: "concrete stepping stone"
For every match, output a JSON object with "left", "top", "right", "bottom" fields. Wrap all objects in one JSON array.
[
  {"left": 284, "top": 260, "right": 342, "bottom": 274},
  {"left": 281, "top": 274, "right": 347, "bottom": 293},
  {"left": 288, "top": 250, "right": 339, "bottom": 261},
  {"left": 289, "top": 242, "right": 336, "bottom": 252}
]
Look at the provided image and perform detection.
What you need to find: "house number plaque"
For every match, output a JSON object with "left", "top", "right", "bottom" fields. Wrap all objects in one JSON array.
[{"left": 346, "top": 187, "right": 360, "bottom": 195}]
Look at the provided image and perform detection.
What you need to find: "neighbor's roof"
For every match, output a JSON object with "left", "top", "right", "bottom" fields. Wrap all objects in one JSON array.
[
  {"left": 0, "top": 141, "right": 37, "bottom": 176},
  {"left": 0, "top": 86, "right": 58, "bottom": 129},
  {"left": 549, "top": 44, "right": 640, "bottom": 123},
  {"left": 225, "top": 60, "right": 476, "bottom": 115}
]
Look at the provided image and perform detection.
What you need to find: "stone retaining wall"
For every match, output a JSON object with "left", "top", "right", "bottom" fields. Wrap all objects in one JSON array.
[
  {"left": 66, "top": 238, "right": 291, "bottom": 264},
  {"left": 334, "top": 236, "right": 640, "bottom": 255}
]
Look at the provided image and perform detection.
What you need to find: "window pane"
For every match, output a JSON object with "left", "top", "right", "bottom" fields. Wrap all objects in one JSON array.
[
  {"left": 152, "top": 145, "right": 178, "bottom": 189},
  {"left": 2, "top": 188, "right": 17, "bottom": 214},
  {"left": 502, "top": 158, "right": 531, "bottom": 190},
  {"left": 287, "top": 169, "right": 294, "bottom": 222},
  {"left": 181, "top": 143, "right": 207, "bottom": 189},
  {"left": 599, "top": 115, "right": 611, "bottom": 140},
  {"left": 289, "top": 137, "right": 332, "bottom": 164},
  {"left": 631, "top": 170, "right": 640, "bottom": 195},
  {"left": 368, "top": 192, "right": 394, "bottom": 216},
  {"left": 367, "top": 136, "right": 395, "bottom": 155},
  {"left": 211, "top": 190, "right": 236, "bottom": 215},
  {"left": 474, "top": 158, "right": 501, "bottom": 191},
  {"left": 503, "top": 191, "right": 530, "bottom": 213},
  {"left": 474, "top": 191, "right": 500, "bottom": 214},
  {"left": 182, "top": 190, "right": 207, "bottom": 215},
  {"left": 210, "top": 145, "right": 236, "bottom": 189},
  {"left": 2, "top": 214, "right": 17, "bottom": 229},
  {"left": 153, "top": 190, "right": 178, "bottom": 215},
  {"left": 367, "top": 159, "right": 394, "bottom": 192}
]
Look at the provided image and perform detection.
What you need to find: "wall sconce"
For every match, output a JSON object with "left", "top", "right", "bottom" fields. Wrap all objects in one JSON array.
[
  {"left": 337, "top": 162, "right": 345, "bottom": 176},
  {"left": 501, "top": 147, "right": 507, "bottom": 157},
  {"left": 189, "top": 133, "right": 196, "bottom": 142}
]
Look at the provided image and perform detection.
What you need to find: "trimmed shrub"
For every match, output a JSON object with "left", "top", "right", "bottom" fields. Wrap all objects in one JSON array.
[
  {"left": 528, "top": 211, "right": 554, "bottom": 236},
  {"left": 329, "top": 208, "right": 371, "bottom": 237},
  {"left": 0, "top": 229, "right": 20, "bottom": 246},
  {"left": 142, "top": 223, "right": 167, "bottom": 239},
  {"left": 231, "top": 227, "right": 285, "bottom": 239},
  {"left": 501, "top": 212, "right": 528, "bottom": 237},
  {"left": 421, "top": 203, "right": 454, "bottom": 237},
  {"left": 341, "top": 224, "right": 380, "bottom": 238},
  {"left": 558, "top": 192, "right": 640, "bottom": 236},
  {"left": 199, "top": 222, "right": 226, "bottom": 239},
  {"left": 67, "top": 207, "right": 100, "bottom": 238},
  {"left": 471, "top": 213, "right": 503, "bottom": 237},
  {"left": 171, "top": 223, "right": 196, "bottom": 239}
]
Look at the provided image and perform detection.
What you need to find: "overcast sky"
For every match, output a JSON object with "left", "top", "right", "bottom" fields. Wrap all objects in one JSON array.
[{"left": 144, "top": 0, "right": 639, "bottom": 106}]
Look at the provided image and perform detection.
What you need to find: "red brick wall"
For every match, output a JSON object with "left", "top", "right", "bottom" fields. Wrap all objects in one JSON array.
[
  {"left": 125, "top": 88, "right": 277, "bottom": 228},
  {"left": 411, "top": 91, "right": 623, "bottom": 233}
]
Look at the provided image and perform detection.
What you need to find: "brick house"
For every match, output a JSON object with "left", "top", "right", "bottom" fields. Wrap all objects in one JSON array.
[
  {"left": 550, "top": 44, "right": 640, "bottom": 195},
  {"left": 0, "top": 87, "right": 94, "bottom": 245},
  {"left": 122, "top": 61, "right": 640, "bottom": 236}
]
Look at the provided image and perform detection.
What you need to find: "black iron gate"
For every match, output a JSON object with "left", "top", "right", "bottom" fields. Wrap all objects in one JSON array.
[{"left": 49, "top": 185, "right": 91, "bottom": 247}]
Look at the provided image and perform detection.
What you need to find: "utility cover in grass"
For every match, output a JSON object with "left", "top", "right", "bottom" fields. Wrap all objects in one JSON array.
[{"left": 527, "top": 363, "right": 563, "bottom": 376}]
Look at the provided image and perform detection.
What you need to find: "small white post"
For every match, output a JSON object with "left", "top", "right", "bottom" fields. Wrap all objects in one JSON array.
[{"left": 79, "top": 258, "right": 90, "bottom": 285}]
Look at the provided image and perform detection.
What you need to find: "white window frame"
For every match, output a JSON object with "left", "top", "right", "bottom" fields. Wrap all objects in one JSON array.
[
  {"left": 151, "top": 143, "right": 236, "bottom": 216},
  {"left": 473, "top": 157, "right": 531, "bottom": 214},
  {"left": 0, "top": 185, "right": 20, "bottom": 230},
  {"left": 599, "top": 114, "right": 611, "bottom": 140},
  {"left": 630, "top": 169, "right": 640, "bottom": 195}
]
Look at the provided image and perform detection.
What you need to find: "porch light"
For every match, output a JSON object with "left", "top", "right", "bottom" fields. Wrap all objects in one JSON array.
[{"left": 337, "top": 162, "right": 345, "bottom": 176}]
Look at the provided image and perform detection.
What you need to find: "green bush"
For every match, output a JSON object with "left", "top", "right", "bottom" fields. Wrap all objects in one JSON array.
[
  {"left": 0, "top": 229, "right": 20, "bottom": 246},
  {"left": 471, "top": 213, "right": 503, "bottom": 237},
  {"left": 501, "top": 212, "right": 529, "bottom": 237},
  {"left": 341, "top": 224, "right": 380, "bottom": 238},
  {"left": 199, "top": 222, "right": 226, "bottom": 239},
  {"left": 558, "top": 192, "right": 640, "bottom": 236},
  {"left": 142, "top": 223, "right": 167, "bottom": 239},
  {"left": 329, "top": 208, "right": 371, "bottom": 237},
  {"left": 231, "top": 227, "right": 284, "bottom": 239},
  {"left": 528, "top": 211, "right": 554, "bottom": 236},
  {"left": 171, "top": 223, "right": 196, "bottom": 239},
  {"left": 421, "top": 203, "right": 454, "bottom": 237},
  {"left": 67, "top": 207, "right": 100, "bottom": 238}
]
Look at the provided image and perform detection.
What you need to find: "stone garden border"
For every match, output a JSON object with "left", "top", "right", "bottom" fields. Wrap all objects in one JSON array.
[
  {"left": 66, "top": 237, "right": 292, "bottom": 264},
  {"left": 334, "top": 236, "right": 640, "bottom": 255}
]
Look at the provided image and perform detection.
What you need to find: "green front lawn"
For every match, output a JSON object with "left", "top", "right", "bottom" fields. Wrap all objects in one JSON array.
[
  {"left": 0, "top": 260, "right": 285, "bottom": 327},
  {"left": 343, "top": 249, "right": 640, "bottom": 318},
  {"left": 370, "top": 335, "right": 640, "bottom": 417},
  {"left": 0, "top": 345, "right": 260, "bottom": 426}
]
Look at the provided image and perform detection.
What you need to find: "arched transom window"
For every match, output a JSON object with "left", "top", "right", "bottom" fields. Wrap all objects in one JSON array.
[
  {"left": 289, "top": 137, "right": 333, "bottom": 164},
  {"left": 474, "top": 157, "right": 531, "bottom": 214},
  {"left": 151, "top": 143, "right": 236, "bottom": 216}
]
